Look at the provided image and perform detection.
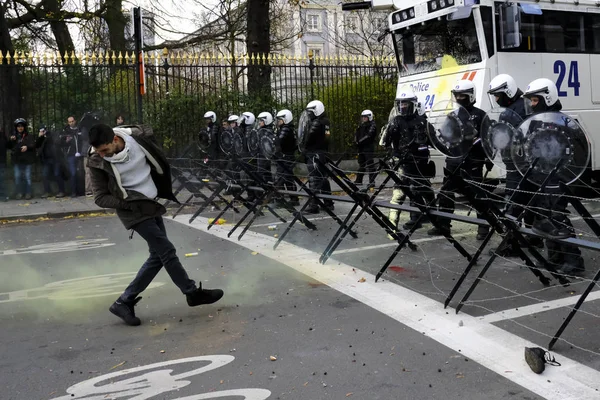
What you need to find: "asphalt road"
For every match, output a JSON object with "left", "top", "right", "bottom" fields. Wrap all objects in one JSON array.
[{"left": 0, "top": 210, "right": 598, "bottom": 400}]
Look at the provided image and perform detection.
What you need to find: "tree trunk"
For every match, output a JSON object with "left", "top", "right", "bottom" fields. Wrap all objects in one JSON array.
[
  {"left": 0, "top": 2, "right": 21, "bottom": 133},
  {"left": 46, "top": 0, "right": 76, "bottom": 63},
  {"left": 246, "top": 0, "right": 271, "bottom": 107},
  {"left": 103, "top": 0, "right": 127, "bottom": 53}
]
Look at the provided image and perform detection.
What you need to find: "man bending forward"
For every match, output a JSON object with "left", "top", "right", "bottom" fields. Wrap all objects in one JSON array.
[{"left": 88, "top": 124, "right": 224, "bottom": 326}]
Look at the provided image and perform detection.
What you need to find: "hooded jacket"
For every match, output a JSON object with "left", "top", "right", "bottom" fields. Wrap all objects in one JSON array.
[
  {"left": 8, "top": 127, "right": 37, "bottom": 165},
  {"left": 87, "top": 125, "right": 178, "bottom": 229}
]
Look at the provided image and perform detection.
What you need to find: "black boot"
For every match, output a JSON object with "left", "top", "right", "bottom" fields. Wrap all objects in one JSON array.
[
  {"left": 109, "top": 297, "right": 142, "bottom": 326},
  {"left": 428, "top": 224, "right": 450, "bottom": 236},
  {"left": 186, "top": 283, "right": 224, "bottom": 307},
  {"left": 476, "top": 225, "right": 490, "bottom": 241},
  {"left": 532, "top": 218, "right": 571, "bottom": 240}
]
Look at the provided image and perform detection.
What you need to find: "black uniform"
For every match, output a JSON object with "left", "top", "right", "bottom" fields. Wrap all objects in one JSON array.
[
  {"left": 203, "top": 122, "right": 223, "bottom": 165},
  {"left": 527, "top": 103, "right": 584, "bottom": 274},
  {"left": 304, "top": 114, "right": 333, "bottom": 211},
  {"left": 276, "top": 122, "right": 298, "bottom": 203},
  {"left": 498, "top": 95, "right": 540, "bottom": 228},
  {"left": 256, "top": 126, "right": 274, "bottom": 185},
  {"left": 385, "top": 113, "right": 435, "bottom": 224},
  {"left": 354, "top": 120, "right": 378, "bottom": 185},
  {"left": 435, "top": 104, "right": 489, "bottom": 233}
]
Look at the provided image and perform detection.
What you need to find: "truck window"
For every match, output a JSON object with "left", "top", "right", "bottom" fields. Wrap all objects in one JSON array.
[{"left": 393, "top": 13, "right": 481, "bottom": 76}]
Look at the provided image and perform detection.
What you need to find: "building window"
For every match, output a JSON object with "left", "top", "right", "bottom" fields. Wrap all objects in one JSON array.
[
  {"left": 307, "top": 14, "right": 321, "bottom": 32},
  {"left": 307, "top": 44, "right": 324, "bottom": 59}
]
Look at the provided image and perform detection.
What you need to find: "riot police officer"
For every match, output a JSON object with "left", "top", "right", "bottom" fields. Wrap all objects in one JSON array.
[
  {"left": 488, "top": 74, "right": 543, "bottom": 255},
  {"left": 275, "top": 109, "right": 299, "bottom": 206},
  {"left": 304, "top": 100, "right": 334, "bottom": 214},
  {"left": 522, "top": 78, "right": 585, "bottom": 276},
  {"left": 203, "top": 111, "right": 223, "bottom": 166},
  {"left": 385, "top": 89, "right": 435, "bottom": 234},
  {"left": 233, "top": 112, "right": 257, "bottom": 198},
  {"left": 257, "top": 111, "right": 275, "bottom": 185},
  {"left": 428, "top": 79, "right": 491, "bottom": 240},
  {"left": 354, "top": 110, "right": 378, "bottom": 187}
]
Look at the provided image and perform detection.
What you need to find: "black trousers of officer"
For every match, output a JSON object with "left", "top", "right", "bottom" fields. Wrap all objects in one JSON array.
[
  {"left": 356, "top": 151, "right": 377, "bottom": 185},
  {"left": 537, "top": 181, "right": 583, "bottom": 270},
  {"left": 504, "top": 160, "right": 536, "bottom": 226},
  {"left": 276, "top": 154, "right": 298, "bottom": 202},
  {"left": 437, "top": 160, "right": 487, "bottom": 230},
  {"left": 306, "top": 152, "right": 333, "bottom": 207},
  {"left": 256, "top": 155, "right": 272, "bottom": 185},
  {"left": 400, "top": 160, "right": 435, "bottom": 221}
]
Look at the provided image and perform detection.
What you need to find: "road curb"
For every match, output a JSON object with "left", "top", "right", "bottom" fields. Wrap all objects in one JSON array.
[{"left": 0, "top": 209, "right": 113, "bottom": 224}]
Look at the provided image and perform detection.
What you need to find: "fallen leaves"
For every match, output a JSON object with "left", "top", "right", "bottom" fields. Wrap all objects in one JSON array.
[
  {"left": 109, "top": 361, "right": 127, "bottom": 370},
  {"left": 358, "top": 277, "right": 366, "bottom": 283},
  {"left": 208, "top": 218, "right": 227, "bottom": 225},
  {"left": 251, "top": 251, "right": 258, "bottom": 255},
  {"left": 269, "top": 356, "right": 277, "bottom": 361}
]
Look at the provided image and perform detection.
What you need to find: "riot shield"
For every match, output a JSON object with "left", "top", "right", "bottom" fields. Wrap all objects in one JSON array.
[
  {"left": 232, "top": 129, "right": 244, "bottom": 157},
  {"left": 427, "top": 100, "right": 476, "bottom": 159},
  {"left": 511, "top": 112, "right": 590, "bottom": 187},
  {"left": 297, "top": 110, "right": 311, "bottom": 152},
  {"left": 197, "top": 129, "right": 211, "bottom": 153},
  {"left": 247, "top": 128, "right": 261, "bottom": 156},
  {"left": 220, "top": 129, "right": 234, "bottom": 156},
  {"left": 480, "top": 107, "right": 523, "bottom": 171},
  {"left": 379, "top": 106, "right": 399, "bottom": 147},
  {"left": 259, "top": 128, "right": 278, "bottom": 160}
]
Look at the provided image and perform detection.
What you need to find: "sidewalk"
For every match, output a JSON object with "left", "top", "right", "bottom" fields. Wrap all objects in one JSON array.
[{"left": 0, "top": 195, "right": 104, "bottom": 222}]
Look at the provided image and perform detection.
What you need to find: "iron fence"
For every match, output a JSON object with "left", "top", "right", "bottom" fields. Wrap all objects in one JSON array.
[{"left": 0, "top": 50, "right": 398, "bottom": 156}]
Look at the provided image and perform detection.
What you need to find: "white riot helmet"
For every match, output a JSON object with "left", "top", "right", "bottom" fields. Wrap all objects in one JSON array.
[
  {"left": 488, "top": 74, "right": 520, "bottom": 108},
  {"left": 361, "top": 110, "right": 373, "bottom": 121},
  {"left": 257, "top": 111, "right": 274, "bottom": 127},
  {"left": 203, "top": 111, "right": 217, "bottom": 123},
  {"left": 395, "top": 89, "right": 418, "bottom": 116},
  {"left": 451, "top": 79, "right": 476, "bottom": 106},
  {"left": 416, "top": 101, "right": 426, "bottom": 117},
  {"left": 276, "top": 109, "right": 293, "bottom": 124},
  {"left": 238, "top": 111, "right": 256, "bottom": 126},
  {"left": 306, "top": 100, "right": 325, "bottom": 117},
  {"left": 228, "top": 114, "right": 239, "bottom": 123},
  {"left": 523, "top": 78, "right": 559, "bottom": 114}
]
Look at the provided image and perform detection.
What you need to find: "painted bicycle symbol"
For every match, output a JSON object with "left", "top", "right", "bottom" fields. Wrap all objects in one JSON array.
[
  {"left": 50, "top": 355, "right": 271, "bottom": 399},
  {"left": 0, "top": 272, "right": 164, "bottom": 304}
]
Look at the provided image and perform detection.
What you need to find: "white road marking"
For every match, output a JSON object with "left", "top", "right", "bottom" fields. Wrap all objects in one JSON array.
[
  {"left": 51, "top": 355, "right": 271, "bottom": 400},
  {"left": 332, "top": 232, "right": 474, "bottom": 254},
  {"left": 0, "top": 273, "right": 164, "bottom": 303},
  {"left": 252, "top": 215, "right": 339, "bottom": 227},
  {"left": 480, "top": 291, "right": 600, "bottom": 323},
  {"left": 174, "top": 215, "right": 600, "bottom": 400},
  {"left": 0, "top": 238, "right": 115, "bottom": 256}
]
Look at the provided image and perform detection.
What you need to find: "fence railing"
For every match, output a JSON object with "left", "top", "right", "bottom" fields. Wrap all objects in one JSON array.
[{"left": 0, "top": 50, "right": 399, "bottom": 156}]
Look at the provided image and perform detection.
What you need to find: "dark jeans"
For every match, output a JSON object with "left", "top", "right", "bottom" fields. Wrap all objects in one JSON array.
[
  {"left": 42, "top": 159, "right": 66, "bottom": 194},
  {"left": 306, "top": 153, "right": 332, "bottom": 206},
  {"left": 13, "top": 164, "right": 32, "bottom": 196},
  {"left": 0, "top": 163, "right": 6, "bottom": 198},
  {"left": 121, "top": 216, "right": 197, "bottom": 303},
  {"left": 275, "top": 155, "right": 298, "bottom": 201},
  {"left": 67, "top": 156, "right": 78, "bottom": 195},
  {"left": 356, "top": 151, "right": 377, "bottom": 185}
]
